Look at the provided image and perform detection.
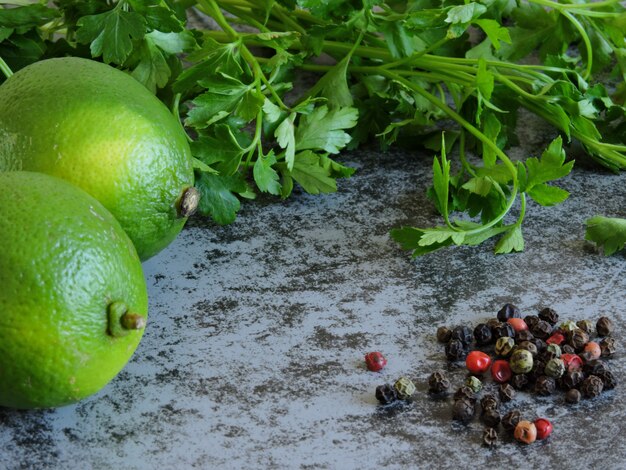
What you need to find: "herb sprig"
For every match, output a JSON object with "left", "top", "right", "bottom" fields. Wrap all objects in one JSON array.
[{"left": 1, "top": 0, "right": 625, "bottom": 254}]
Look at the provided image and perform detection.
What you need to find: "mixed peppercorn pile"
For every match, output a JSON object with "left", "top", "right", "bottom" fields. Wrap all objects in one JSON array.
[{"left": 370, "top": 304, "right": 618, "bottom": 447}]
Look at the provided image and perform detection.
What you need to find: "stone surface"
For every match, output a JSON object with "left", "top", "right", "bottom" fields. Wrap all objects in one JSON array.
[{"left": 0, "top": 142, "right": 624, "bottom": 469}]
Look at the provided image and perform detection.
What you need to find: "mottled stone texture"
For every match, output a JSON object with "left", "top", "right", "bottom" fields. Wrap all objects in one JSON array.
[{"left": 1, "top": 143, "right": 624, "bottom": 469}]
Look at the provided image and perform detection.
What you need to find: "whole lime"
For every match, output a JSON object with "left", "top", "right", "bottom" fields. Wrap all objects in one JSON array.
[
  {"left": 0, "top": 171, "right": 148, "bottom": 409},
  {"left": 0, "top": 57, "right": 197, "bottom": 260}
]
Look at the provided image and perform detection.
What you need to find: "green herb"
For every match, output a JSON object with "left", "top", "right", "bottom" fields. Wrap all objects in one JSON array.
[
  {"left": 1, "top": 0, "right": 625, "bottom": 254},
  {"left": 585, "top": 216, "right": 626, "bottom": 255}
]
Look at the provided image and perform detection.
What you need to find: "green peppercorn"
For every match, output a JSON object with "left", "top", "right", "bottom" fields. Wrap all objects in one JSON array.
[
  {"left": 544, "top": 358, "right": 566, "bottom": 378},
  {"left": 483, "top": 427, "right": 499, "bottom": 447},
  {"left": 495, "top": 336, "right": 515, "bottom": 357},
  {"left": 596, "top": 316, "right": 613, "bottom": 337},
  {"left": 464, "top": 376, "right": 483, "bottom": 394},
  {"left": 436, "top": 326, "right": 452, "bottom": 343},
  {"left": 581, "top": 375, "right": 604, "bottom": 398},
  {"left": 544, "top": 343, "right": 561, "bottom": 360},
  {"left": 576, "top": 319, "right": 594, "bottom": 335},
  {"left": 509, "top": 348, "right": 534, "bottom": 374},
  {"left": 501, "top": 410, "right": 522, "bottom": 432},
  {"left": 560, "top": 320, "right": 577, "bottom": 333},
  {"left": 394, "top": 376, "right": 416, "bottom": 400}
]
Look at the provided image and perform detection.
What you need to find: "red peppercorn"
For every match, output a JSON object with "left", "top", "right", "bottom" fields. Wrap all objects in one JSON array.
[
  {"left": 534, "top": 418, "right": 553, "bottom": 440},
  {"left": 466, "top": 350, "right": 492, "bottom": 375},
  {"left": 560, "top": 353, "right": 583, "bottom": 371},
  {"left": 491, "top": 359, "right": 512, "bottom": 383},
  {"left": 507, "top": 318, "right": 528, "bottom": 332},
  {"left": 364, "top": 352, "right": 387, "bottom": 372},
  {"left": 546, "top": 332, "right": 565, "bottom": 345}
]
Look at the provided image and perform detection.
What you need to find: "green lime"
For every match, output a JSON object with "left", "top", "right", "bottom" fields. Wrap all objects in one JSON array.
[
  {"left": 0, "top": 171, "right": 148, "bottom": 409},
  {"left": 0, "top": 57, "right": 197, "bottom": 260}
]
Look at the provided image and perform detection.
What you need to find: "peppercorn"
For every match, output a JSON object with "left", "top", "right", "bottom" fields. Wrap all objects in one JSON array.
[
  {"left": 596, "top": 316, "right": 613, "bottom": 337},
  {"left": 466, "top": 350, "right": 492, "bottom": 375},
  {"left": 516, "top": 341, "right": 538, "bottom": 357},
  {"left": 394, "top": 376, "right": 416, "bottom": 400},
  {"left": 510, "top": 349, "right": 534, "bottom": 374},
  {"left": 583, "top": 359, "right": 608, "bottom": 376},
  {"left": 445, "top": 339, "right": 467, "bottom": 361},
  {"left": 567, "top": 328, "right": 589, "bottom": 352},
  {"left": 465, "top": 376, "right": 483, "bottom": 394},
  {"left": 535, "top": 375, "right": 556, "bottom": 396},
  {"left": 515, "top": 329, "right": 534, "bottom": 343},
  {"left": 546, "top": 332, "right": 565, "bottom": 346},
  {"left": 491, "top": 359, "right": 512, "bottom": 383},
  {"left": 544, "top": 358, "right": 566, "bottom": 379},
  {"left": 428, "top": 370, "right": 450, "bottom": 394},
  {"left": 483, "top": 427, "right": 499, "bottom": 447},
  {"left": 454, "top": 385, "right": 476, "bottom": 402},
  {"left": 538, "top": 307, "right": 559, "bottom": 325},
  {"left": 452, "top": 397, "right": 475, "bottom": 423},
  {"left": 482, "top": 410, "right": 501, "bottom": 429},
  {"left": 486, "top": 318, "right": 501, "bottom": 330},
  {"left": 375, "top": 384, "right": 397, "bottom": 405},
  {"left": 499, "top": 383, "right": 516, "bottom": 402},
  {"left": 534, "top": 418, "right": 553, "bottom": 440},
  {"left": 480, "top": 394, "right": 499, "bottom": 412},
  {"left": 561, "top": 353, "right": 583, "bottom": 372},
  {"left": 436, "top": 326, "right": 452, "bottom": 343},
  {"left": 364, "top": 351, "right": 387, "bottom": 372},
  {"left": 524, "top": 315, "right": 540, "bottom": 330},
  {"left": 561, "top": 344, "right": 576, "bottom": 355},
  {"left": 514, "top": 420, "right": 537, "bottom": 444},
  {"left": 495, "top": 336, "right": 515, "bottom": 357},
  {"left": 559, "top": 370, "right": 585, "bottom": 390},
  {"left": 497, "top": 303, "right": 521, "bottom": 322},
  {"left": 583, "top": 341, "right": 602, "bottom": 361},
  {"left": 508, "top": 318, "right": 528, "bottom": 333},
  {"left": 530, "top": 338, "right": 547, "bottom": 352},
  {"left": 451, "top": 325, "right": 473, "bottom": 345},
  {"left": 576, "top": 319, "right": 594, "bottom": 335},
  {"left": 600, "top": 337, "right": 617, "bottom": 357},
  {"left": 565, "top": 388, "right": 581, "bottom": 404},
  {"left": 560, "top": 320, "right": 577, "bottom": 333},
  {"left": 531, "top": 320, "right": 553, "bottom": 340},
  {"left": 596, "top": 370, "right": 617, "bottom": 390},
  {"left": 493, "top": 322, "right": 516, "bottom": 340},
  {"left": 510, "top": 373, "right": 530, "bottom": 390},
  {"left": 501, "top": 410, "right": 522, "bottom": 432},
  {"left": 581, "top": 375, "right": 604, "bottom": 398},
  {"left": 473, "top": 323, "right": 493, "bottom": 345},
  {"left": 543, "top": 343, "right": 561, "bottom": 360},
  {"left": 528, "top": 358, "right": 547, "bottom": 382}
]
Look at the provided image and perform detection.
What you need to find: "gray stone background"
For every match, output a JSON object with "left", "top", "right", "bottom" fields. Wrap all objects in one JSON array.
[{"left": 1, "top": 119, "right": 625, "bottom": 468}]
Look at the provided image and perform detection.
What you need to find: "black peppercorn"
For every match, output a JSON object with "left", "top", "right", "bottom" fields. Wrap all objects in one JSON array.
[
  {"left": 565, "top": 388, "right": 581, "bottom": 404},
  {"left": 473, "top": 323, "right": 493, "bottom": 345},
  {"left": 493, "top": 322, "right": 515, "bottom": 340},
  {"left": 559, "top": 370, "right": 585, "bottom": 390},
  {"left": 452, "top": 397, "right": 475, "bottom": 423},
  {"left": 596, "top": 316, "right": 613, "bottom": 337},
  {"left": 436, "top": 326, "right": 452, "bottom": 343},
  {"left": 375, "top": 384, "right": 398, "bottom": 405},
  {"left": 497, "top": 303, "right": 521, "bottom": 322},
  {"left": 451, "top": 325, "right": 473, "bottom": 345},
  {"left": 535, "top": 375, "right": 556, "bottom": 396},
  {"left": 499, "top": 383, "right": 516, "bottom": 402},
  {"left": 482, "top": 409, "right": 501, "bottom": 428},
  {"left": 576, "top": 319, "right": 594, "bottom": 335},
  {"left": 480, "top": 394, "right": 499, "bottom": 412},
  {"left": 596, "top": 370, "right": 617, "bottom": 390},
  {"left": 445, "top": 339, "right": 467, "bottom": 361},
  {"left": 524, "top": 315, "right": 540, "bottom": 330},
  {"left": 501, "top": 410, "right": 522, "bottom": 432},
  {"left": 454, "top": 385, "right": 476, "bottom": 402},
  {"left": 538, "top": 307, "right": 559, "bottom": 325},
  {"left": 517, "top": 341, "right": 538, "bottom": 357},
  {"left": 483, "top": 427, "right": 499, "bottom": 447},
  {"left": 530, "top": 338, "right": 547, "bottom": 352},
  {"left": 486, "top": 318, "right": 501, "bottom": 330},
  {"left": 531, "top": 320, "right": 553, "bottom": 340},
  {"left": 561, "top": 344, "right": 576, "bottom": 355},
  {"left": 567, "top": 328, "right": 590, "bottom": 352},
  {"left": 583, "top": 359, "right": 608, "bottom": 376},
  {"left": 581, "top": 375, "right": 604, "bottom": 398},
  {"left": 428, "top": 370, "right": 450, "bottom": 394},
  {"left": 528, "top": 359, "right": 547, "bottom": 382},
  {"left": 510, "top": 373, "right": 530, "bottom": 390},
  {"left": 515, "top": 330, "right": 534, "bottom": 343},
  {"left": 600, "top": 337, "right": 617, "bottom": 357}
]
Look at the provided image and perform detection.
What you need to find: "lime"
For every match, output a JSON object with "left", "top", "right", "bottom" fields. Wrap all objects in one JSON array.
[
  {"left": 0, "top": 171, "right": 148, "bottom": 409},
  {"left": 0, "top": 57, "right": 197, "bottom": 260}
]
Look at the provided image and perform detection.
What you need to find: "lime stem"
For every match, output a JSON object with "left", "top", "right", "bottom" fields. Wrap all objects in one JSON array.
[{"left": 120, "top": 313, "right": 146, "bottom": 330}]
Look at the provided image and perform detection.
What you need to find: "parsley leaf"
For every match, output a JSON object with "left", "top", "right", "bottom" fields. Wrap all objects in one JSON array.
[
  {"left": 585, "top": 216, "right": 626, "bottom": 256},
  {"left": 295, "top": 105, "right": 358, "bottom": 153}
]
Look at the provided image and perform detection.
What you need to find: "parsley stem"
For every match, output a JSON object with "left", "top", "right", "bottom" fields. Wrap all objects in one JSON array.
[
  {"left": 0, "top": 56, "right": 13, "bottom": 79},
  {"left": 561, "top": 10, "right": 593, "bottom": 79}
]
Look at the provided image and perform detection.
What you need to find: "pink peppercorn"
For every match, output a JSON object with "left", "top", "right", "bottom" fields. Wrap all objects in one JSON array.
[
  {"left": 364, "top": 352, "right": 387, "bottom": 372},
  {"left": 534, "top": 418, "right": 553, "bottom": 440},
  {"left": 546, "top": 332, "right": 565, "bottom": 345},
  {"left": 466, "top": 351, "right": 492, "bottom": 375},
  {"left": 507, "top": 318, "right": 528, "bottom": 332},
  {"left": 491, "top": 359, "right": 512, "bottom": 383},
  {"left": 561, "top": 353, "right": 583, "bottom": 371}
]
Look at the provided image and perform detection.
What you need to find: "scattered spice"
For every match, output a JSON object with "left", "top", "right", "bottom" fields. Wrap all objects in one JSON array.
[
  {"left": 464, "top": 376, "right": 483, "bottom": 394},
  {"left": 501, "top": 410, "right": 522, "bottom": 432},
  {"left": 539, "top": 307, "right": 559, "bottom": 325},
  {"left": 600, "top": 337, "right": 617, "bottom": 357},
  {"left": 534, "top": 418, "right": 553, "bottom": 440},
  {"left": 480, "top": 394, "right": 499, "bottom": 412},
  {"left": 482, "top": 427, "right": 499, "bottom": 448},
  {"left": 452, "top": 397, "right": 475, "bottom": 423},
  {"left": 428, "top": 370, "right": 450, "bottom": 394},
  {"left": 509, "top": 349, "right": 534, "bottom": 374},
  {"left": 473, "top": 323, "right": 493, "bottom": 345},
  {"left": 497, "top": 303, "right": 521, "bottom": 322},
  {"left": 544, "top": 358, "right": 566, "bottom": 379},
  {"left": 364, "top": 351, "right": 387, "bottom": 372},
  {"left": 596, "top": 317, "right": 613, "bottom": 337},
  {"left": 465, "top": 351, "right": 492, "bottom": 375},
  {"left": 495, "top": 337, "right": 515, "bottom": 357},
  {"left": 451, "top": 325, "right": 473, "bottom": 345},
  {"left": 581, "top": 375, "right": 604, "bottom": 398},
  {"left": 535, "top": 375, "right": 556, "bottom": 396},
  {"left": 565, "top": 388, "right": 581, "bottom": 404},
  {"left": 436, "top": 326, "right": 452, "bottom": 343},
  {"left": 491, "top": 359, "right": 512, "bottom": 383},
  {"left": 445, "top": 339, "right": 467, "bottom": 361},
  {"left": 375, "top": 384, "right": 397, "bottom": 405},
  {"left": 482, "top": 409, "right": 501, "bottom": 428},
  {"left": 499, "top": 383, "right": 516, "bottom": 402},
  {"left": 514, "top": 420, "right": 537, "bottom": 444}
]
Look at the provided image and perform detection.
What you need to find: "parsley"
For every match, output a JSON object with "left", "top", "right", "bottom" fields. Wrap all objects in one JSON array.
[{"left": 1, "top": 0, "right": 625, "bottom": 255}]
